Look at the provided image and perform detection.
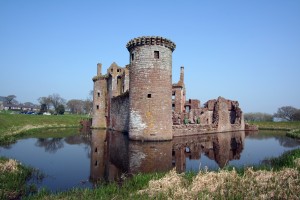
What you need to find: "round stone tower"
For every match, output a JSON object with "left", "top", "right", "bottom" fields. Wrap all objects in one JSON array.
[{"left": 126, "top": 36, "right": 176, "bottom": 141}]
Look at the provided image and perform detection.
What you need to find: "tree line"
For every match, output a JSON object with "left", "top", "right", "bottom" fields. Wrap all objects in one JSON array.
[
  {"left": 38, "top": 93, "right": 93, "bottom": 115},
  {"left": 2, "top": 92, "right": 93, "bottom": 115},
  {"left": 245, "top": 106, "right": 300, "bottom": 122}
]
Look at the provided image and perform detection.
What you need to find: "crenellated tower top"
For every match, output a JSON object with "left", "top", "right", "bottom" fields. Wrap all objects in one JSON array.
[{"left": 126, "top": 36, "right": 176, "bottom": 52}]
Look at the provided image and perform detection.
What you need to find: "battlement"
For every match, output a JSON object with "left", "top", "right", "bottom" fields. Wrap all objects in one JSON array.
[
  {"left": 92, "top": 74, "right": 108, "bottom": 82},
  {"left": 126, "top": 36, "right": 176, "bottom": 52}
]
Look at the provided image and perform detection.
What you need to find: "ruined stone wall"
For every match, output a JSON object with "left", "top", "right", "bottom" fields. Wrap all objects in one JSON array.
[
  {"left": 216, "top": 97, "right": 232, "bottom": 132},
  {"left": 127, "top": 36, "right": 175, "bottom": 141},
  {"left": 107, "top": 63, "right": 124, "bottom": 97},
  {"left": 173, "top": 124, "right": 217, "bottom": 137},
  {"left": 173, "top": 97, "right": 246, "bottom": 136},
  {"left": 173, "top": 87, "right": 184, "bottom": 113},
  {"left": 123, "top": 67, "right": 130, "bottom": 92},
  {"left": 109, "top": 92, "right": 129, "bottom": 132},
  {"left": 199, "top": 109, "right": 213, "bottom": 125}
]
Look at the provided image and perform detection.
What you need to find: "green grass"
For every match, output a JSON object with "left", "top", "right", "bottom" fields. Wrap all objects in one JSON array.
[
  {"left": 250, "top": 121, "right": 300, "bottom": 130},
  {"left": 0, "top": 157, "right": 34, "bottom": 200},
  {"left": 266, "top": 148, "right": 300, "bottom": 170},
  {"left": 286, "top": 129, "right": 300, "bottom": 139},
  {"left": 26, "top": 172, "right": 166, "bottom": 200},
  {"left": 250, "top": 121, "right": 300, "bottom": 139},
  {"left": 0, "top": 112, "right": 89, "bottom": 144}
]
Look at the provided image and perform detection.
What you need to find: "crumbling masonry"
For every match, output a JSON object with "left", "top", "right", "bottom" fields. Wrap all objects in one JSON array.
[{"left": 92, "top": 36, "right": 247, "bottom": 141}]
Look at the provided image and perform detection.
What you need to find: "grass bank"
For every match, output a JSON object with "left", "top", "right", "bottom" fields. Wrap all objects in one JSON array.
[
  {"left": 0, "top": 112, "right": 89, "bottom": 144},
  {"left": 250, "top": 121, "right": 300, "bottom": 131},
  {"left": 250, "top": 121, "right": 300, "bottom": 139},
  {"left": 286, "top": 129, "right": 300, "bottom": 139},
  {"left": 0, "top": 157, "right": 34, "bottom": 200},
  {"left": 26, "top": 149, "right": 300, "bottom": 200}
]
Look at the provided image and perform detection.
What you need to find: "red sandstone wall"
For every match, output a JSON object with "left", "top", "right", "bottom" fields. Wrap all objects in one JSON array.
[
  {"left": 127, "top": 37, "right": 175, "bottom": 141},
  {"left": 92, "top": 77, "right": 107, "bottom": 128},
  {"left": 109, "top": 92, "right": 129, "bottom": 132}
]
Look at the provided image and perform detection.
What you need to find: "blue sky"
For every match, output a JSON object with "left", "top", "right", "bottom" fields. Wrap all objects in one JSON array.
[{"left": 1, "top": 0, "right": 299, "bottom": 114}]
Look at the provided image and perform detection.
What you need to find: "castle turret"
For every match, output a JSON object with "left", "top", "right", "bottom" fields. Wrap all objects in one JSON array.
[
  {"left": 126, "top": 36, "right": 176, "bottom": 141},
  {"left": 92, "top": 63, "right": 107, "bottom": 128},
  {"left": 179, "top": 66, "right": 184, "bottom": 85}
]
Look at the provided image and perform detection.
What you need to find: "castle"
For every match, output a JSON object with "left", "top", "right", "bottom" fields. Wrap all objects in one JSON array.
[{"left": 92, "top": 36, "right": 247, "bottom": 141}]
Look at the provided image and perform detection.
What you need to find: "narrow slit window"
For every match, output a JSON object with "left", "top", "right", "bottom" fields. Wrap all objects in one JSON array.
[
  {"left": 95, "top": 147, "right": 98, "bottom": 152},
  {"left": 97, "top": 92, "right": 100, "bottom": 97},
  {"left": 154, "top": 51, "right": 159, "bottom": 59},
  {"left": 147, "top": 94, "right": 152, "bottom": 98},
  {"left": 96, "top": 105, "right": 99, "bottom": 109},
  {"left": 131, "top": 53, "right": 134, "bottom": 61},
  {"left": 95, "top": 161, "right": 98, "bottom": 166}
]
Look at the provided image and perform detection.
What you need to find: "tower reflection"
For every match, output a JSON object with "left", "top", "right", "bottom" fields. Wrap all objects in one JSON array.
[{"left": 89, "top": 130, "right": 245, "bottom": 184}]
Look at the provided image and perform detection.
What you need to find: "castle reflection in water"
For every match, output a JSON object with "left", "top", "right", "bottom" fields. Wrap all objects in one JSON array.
[{"left": 88, "top": 130, "right": 246, "bottom": 184}]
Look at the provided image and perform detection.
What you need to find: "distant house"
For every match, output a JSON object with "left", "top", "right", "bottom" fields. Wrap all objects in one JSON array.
[
  {"left": 2, "top": 102, "right": 39, "bottom": 112},
  {"left": 3, "top": 102, "right": 21, "bottom": 110},
  {"left": 0, "top": 101, "right": 3, "bottom": 110}
]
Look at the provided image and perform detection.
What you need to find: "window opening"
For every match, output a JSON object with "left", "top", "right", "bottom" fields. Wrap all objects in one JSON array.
[
  {"left": 154, "top": 51, "right": 159, "bottom": 59},
  {"left": 131, "top": 53, "right": 134, "bottom": 61},
  {"left": 97, "top": 92, "right": 100, "bottom": 97},
  {"left": 147, "top": 94, "right": 152, "bottom": 98},
  {"left": 95, "top": 147, "right": 98, "bottom": 152},
  {"left": 96, "top": 105, "right": 99, "bottom": 110},
  {"left": 95, "top": 161, "right": 98, "bottom": 166},
  {"left": 186, "top": 106, "right": 190, "bottom": 112}
]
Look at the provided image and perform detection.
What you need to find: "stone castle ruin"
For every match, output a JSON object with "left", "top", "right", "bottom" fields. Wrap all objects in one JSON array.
[{"left": 92, "top": 36, "right": 248, "bottom": 141}]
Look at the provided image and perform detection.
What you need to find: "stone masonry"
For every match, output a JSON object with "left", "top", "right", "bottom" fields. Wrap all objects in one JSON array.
[
  {"left": 127, "top": 37, "right": 175, "bottom": 141},
  {"left": 92, "top": 36, "right": 252, "bottom": 141}
]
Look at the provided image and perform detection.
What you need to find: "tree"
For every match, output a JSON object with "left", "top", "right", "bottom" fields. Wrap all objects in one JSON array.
[
  {"left": 83, "top": 98, "right": 93, "bottom": 115},
  {"left": 48, "top": 94, "right": 66, "bottom": 112},
  {"left": 291, "top": 109, "right": 300, "bottom": 121},
  {"left": 23, "top": 102, "right": 36, "bottom": 107},
  {"left": 5, "top": 95, "right": 17, "bottom": 104},
  {"left": 56, "top": 104, "right": 65, "bottom": 115},
  {"left": 244, "top": 112, "right": 273, "bottom": 122},
  {"left": 273, "top": 106, "right": 298, "bottom": 121},
  {"left": 67, "top": 99, "right": 84, "bottom": 114},
  {"left": 38, "top": 96, "right": 52, "bottom": 110},
  {"left": 40, "top": 104, "right": 48, "bottom": 113}
]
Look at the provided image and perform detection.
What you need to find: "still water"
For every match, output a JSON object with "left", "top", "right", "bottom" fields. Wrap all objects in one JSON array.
[{"left": 0, "top": 129, "right": 299, "bottom": 192}]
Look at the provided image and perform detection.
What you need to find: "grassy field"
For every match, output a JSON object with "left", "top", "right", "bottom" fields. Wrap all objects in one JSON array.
[
  {"left": 0, "top": 111, "right": 89, "bottom": 144},
  {"left": 250, "top": 121, "right": 300, "bottom": 139},
  {"left": 250, "top": 121, "right": 300, "bottom": 130}
]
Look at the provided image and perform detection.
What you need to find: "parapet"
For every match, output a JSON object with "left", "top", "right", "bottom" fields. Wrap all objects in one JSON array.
[{"left": 126, "top": 36, "right": 176, "bottom": 52}]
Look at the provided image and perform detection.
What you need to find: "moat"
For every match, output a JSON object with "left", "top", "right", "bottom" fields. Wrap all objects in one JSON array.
[{"left": 0, "top": 129, "right": 299, "bottom": 192}]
